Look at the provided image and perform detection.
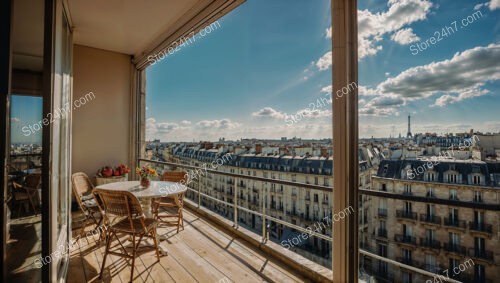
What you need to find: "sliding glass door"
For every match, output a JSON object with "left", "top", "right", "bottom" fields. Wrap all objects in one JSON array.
[{"left": 49, "top": 0, "right": 72, "bottom": 281}]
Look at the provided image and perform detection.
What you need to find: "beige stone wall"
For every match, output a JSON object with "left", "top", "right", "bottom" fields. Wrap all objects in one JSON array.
[
  {"left": 71, "top": 45, "right": 132, "bottom": 180},
  {"left": 368, "top": 177, "right": 500, "bottom": 281}
]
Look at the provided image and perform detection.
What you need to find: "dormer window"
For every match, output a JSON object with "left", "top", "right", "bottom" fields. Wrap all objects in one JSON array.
[
  {"left": 474, "top": 191, "right": 482, "bottom": 203},
  {"left": 427, "top": 172, "right": 435, "bottom": 181},
  {"left": 383, "top": 164, "right": 389, "bottom": 174},
  {"left": 447, "top": 173, "right": 457, "bottom": 183},
  {"left": 404, "top": 184, "right": 412, "bottom": 195},
  {"left": 426, "top": 187, "right": 435, "bottom": 197},
  {"left": 473, "top": 175, "right": 481, "bottom": 185},
  {"left": 449, "top": 189, "right": 458, "bottom": 200},
  {"left": 381, "top": 183, "right": 387, "bottom": 191}
]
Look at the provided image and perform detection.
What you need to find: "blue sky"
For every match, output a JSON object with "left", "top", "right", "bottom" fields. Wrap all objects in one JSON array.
[
  {"left": 145, "top": 0, "right": 500, "bottom": 141},
  {"left": 11, "top": 95, "right": 43, "bottom": 144}
]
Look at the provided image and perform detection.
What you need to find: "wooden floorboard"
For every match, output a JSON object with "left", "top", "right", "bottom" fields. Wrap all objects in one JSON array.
[{"left": 69, "top": 209, "right": 310, "bottom": 283}]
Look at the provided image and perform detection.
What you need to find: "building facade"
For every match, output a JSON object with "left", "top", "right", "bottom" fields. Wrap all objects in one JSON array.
[{"left": 364, "top": 159, "right": 500, "bottom": 283}]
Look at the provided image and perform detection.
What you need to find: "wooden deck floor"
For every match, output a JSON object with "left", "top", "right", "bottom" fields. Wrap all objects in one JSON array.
[{"left": 68, "top": 208, "right": 310, "bottom": 283}]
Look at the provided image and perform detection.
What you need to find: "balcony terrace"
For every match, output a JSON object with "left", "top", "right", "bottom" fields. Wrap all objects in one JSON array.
[
  {"left": 419, "top": 214, "right": 442, "bottom": 226},
  {"left": 395, "top": 210, "right": 418, "bottom": 221},
  {"left": 468, "top": 222, "right": 493, "bottom": 235},
  {"left": 443, "top": 218, "right": 467, "bottom": 230},
  {"left": 68, "top": 208, "right": 313, "bottom": 283},
  {"left": 443, "top": 243, "right": 467, "bottom": 256},
  {"left": 468, "top": 248, "right": 494, "bottom": 262},
  {"left": 419, "top": 238, "right": 441, "bottom": 251},
  {"left": 394, "top": 234, "right": 417, "bottom": 246}
]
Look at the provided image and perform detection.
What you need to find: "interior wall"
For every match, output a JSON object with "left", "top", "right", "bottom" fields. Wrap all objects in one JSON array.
[{"left": 72, "top": 44, "right": 132, "bottom": 181}]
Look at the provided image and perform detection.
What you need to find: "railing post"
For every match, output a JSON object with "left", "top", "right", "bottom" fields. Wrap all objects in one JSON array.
[
  {"left": 233, "top": 177, "right": 238, "bottom": 228},
  {"left": 197, "top": 176, "right": 201, "bottom": 209},
  {"left": 262, "top": 182, "right": 267, "bottom": 243}
]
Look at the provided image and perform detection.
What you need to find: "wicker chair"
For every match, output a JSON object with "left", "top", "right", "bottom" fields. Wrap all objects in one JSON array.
[
  {"left": 12, "top": 173, "right": 41, "bottom": 216},
  {"left": 71, "top": 172, "right": 103, "bottom": 240},
  {"left": 153, "top": 171, "right": 187, "bottom": 233},
  {"left": 93, "top": 189, "right": 160, "bottom": 282}
]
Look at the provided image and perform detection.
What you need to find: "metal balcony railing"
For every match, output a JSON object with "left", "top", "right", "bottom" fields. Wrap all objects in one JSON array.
[
  {"left": 420, "top": 238, "right": 441, "bottom": 249},
  {"left": 443, "top": 243, "right": 467, "bottom": 255},
  {"left": 468, "top": 222, "right": 493, "bottom": 233},
  {"left": 394, "top": 234, "right": 416, "bottom": 245},
  {"left": 468, "top": 248, "right": 494, "bottom": 261},
  {"left": 419, "top": 214, "right": 441, "bottom": 225},
  {"left": 377, "top": 228, "right": 387, "bottom": 238},
  {"left": 140, "top": 158, "right": 467, "bottom": 282},
  {"left": 378, "top": 208, "right": 387, "bottom": 217},
  {"left": 444, "top": 218, "right": 467, "bottom": 229},
  {"left": 396, "top": 210, "right": 417, "bottom": 220}
]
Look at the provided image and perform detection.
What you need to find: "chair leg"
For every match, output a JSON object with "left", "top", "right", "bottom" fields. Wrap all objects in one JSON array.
[
  {"left": 17, "top": 202, "right": 22, "bottom": 217},
  {"left": 78, "top": 217, "right": 89, "bottom": 241},
  {"left": 130, "top": 234, "right": 136, "bottom": 283},
  {"left": 99, "top": 230, "right": 113, "bottom": 279},
  {"left": 27, "top": 194, "right": 38, "bottom": 215},
  {"left": 177, "top": 208, "right": 184, "bottom": 233},
  {"left": 151, "top": 228, "right": 161, "bottom": 260}
]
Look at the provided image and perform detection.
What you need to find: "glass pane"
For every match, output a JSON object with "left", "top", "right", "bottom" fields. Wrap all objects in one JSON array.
[
  {"left": 358, "top": 1, "right": 500, "bottom": 282},
  {"left": 6, "top": 0, "right": 45, "bottom": 281},
  {"left": 144, "top": 0, "right": 333, "bottom": 270},
  {"left": 7, "top": 95, "right": 43, "bottom": 282},
  {"left": 55, "top": 10, "right": 72, "bottom": 278}
]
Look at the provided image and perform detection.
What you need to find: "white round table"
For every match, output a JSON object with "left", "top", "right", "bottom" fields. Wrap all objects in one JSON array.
[
  {"left": 95, "top": 180, "right": 187, "bottom": 254},
  {"left": 95, "top": 180, "right": 187, "bottom": 217}
]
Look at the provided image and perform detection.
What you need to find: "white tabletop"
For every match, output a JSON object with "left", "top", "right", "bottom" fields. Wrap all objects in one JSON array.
[{"left": 95, "top": 181, "right": 187, "bottom": 199}]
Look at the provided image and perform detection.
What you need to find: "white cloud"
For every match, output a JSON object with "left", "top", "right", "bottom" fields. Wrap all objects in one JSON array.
[
  {"left": 253, "top": 106, "right": 331, "bottom": 121},
  {"left": 252, "top": 107, "right": 289, "bottom": 120},
  {"left": 379, "top": 43, "right": 500, "bottom": 101},
  {"left": 432, "top": 87, "right": 490, "bottom": 107},
  {"left": 315, "top": 51, "right": 332, "bottom": 71},
  {"left": 359, "top": 94, "right": 403, "bottom": 116},
  {"left": 475, "top": 0, "right": 500, "bottom": 10},
  {"left": 390, "top": 28, "right": 420, "bottom": 44},
  {"left": 368, "top": 94, "right": 405, "bottom": 107},
  {"left": 195, "top": 119, "right": 241, "bottom": 130},
  {"left": 490, "top": 0, "right": 500, "bottom": 9},
  {"left": 11, "top": 117, "right": 20, "bottom": 123},
  {"left": 358, "top": 0, "right": 432, "bottom": 58},
  {"left": 358, "top": 85, "right": 379, "bottom": 97},
  {"left": 146, "top": 117, "right": 190, "bottom": 137},
  {"left": 320, "top": 0, "right": 432, "bottom": 61},
  {"left": 296, "top": 108, "right": 332, "bottom": 118},
  {"left": 359, "top": 43, "right": 500, "bottom": 115},
  {"left": 321, "top": 85, "right": 332, "bottom": 93},
  {"left": 359, "top": 106, "right": 398, "bottom": 116},
  {"left": 325, "top": 27, "right": 332, "bottom": 38}
]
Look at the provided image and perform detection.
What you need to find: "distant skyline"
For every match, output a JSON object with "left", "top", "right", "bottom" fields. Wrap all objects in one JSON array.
[{"left": 145, "top": 0, "right": 500, "bottom": 142}]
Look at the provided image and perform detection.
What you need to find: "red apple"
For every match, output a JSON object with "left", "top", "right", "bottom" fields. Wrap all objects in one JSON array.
[{"left": 101, "top": 166, "right": 113, "bottom": 177}]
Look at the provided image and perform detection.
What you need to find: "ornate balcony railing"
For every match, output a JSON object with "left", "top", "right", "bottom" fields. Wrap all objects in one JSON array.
[
  {"left": 419, "top": 214, "right": 441, "bottom": 225},
  {"left": 444, "top": 218, "right": 467, "bottom": 229},
  {"left": 443, "top": 243, "right": 467, "bottom": 255},
  {"left": 396, "top": 210, "right": 417, "bottom": 220},
  {"left": 468, "top": 222, "right": 493, "bottom": 234}
]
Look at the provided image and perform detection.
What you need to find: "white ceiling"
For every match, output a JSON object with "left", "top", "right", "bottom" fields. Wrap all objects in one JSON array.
[{"left": 68, "top": 0, "right": 202, "bottom": 56}]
